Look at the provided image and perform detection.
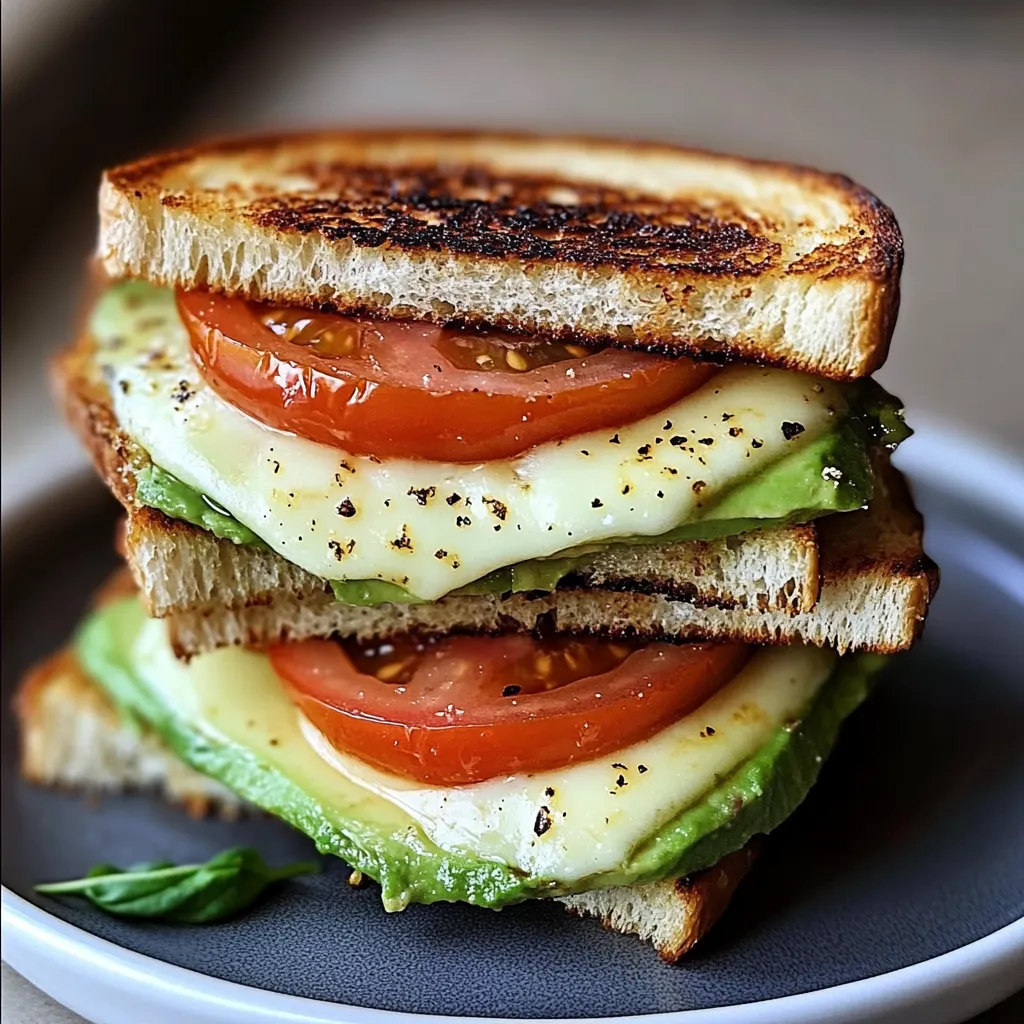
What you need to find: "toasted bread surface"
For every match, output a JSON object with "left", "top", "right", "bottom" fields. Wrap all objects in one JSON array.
[
  {"left": 54, "top": 327, "right": 822, "bottom": 622},
  {"left": 17, "top": 638, "right": 749, "bottom": 958},
  {"left": 560, "top": 844, "right": 758, "bottom": 962},
  {"left": 99, "top": 130, "right": 901, "bottom": 379},
  {"left": 16, "top": 649, "right": 240, "bottom": 818}
]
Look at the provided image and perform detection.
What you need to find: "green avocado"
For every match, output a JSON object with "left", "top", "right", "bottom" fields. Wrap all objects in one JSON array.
[{"left": 75, "top": 596, "right": 888, "bottom": 910}]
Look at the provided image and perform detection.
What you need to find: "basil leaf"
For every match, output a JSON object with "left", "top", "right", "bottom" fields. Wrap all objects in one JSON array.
[{"left": 35, "top": 847, "right": 319, "bottom": 923}]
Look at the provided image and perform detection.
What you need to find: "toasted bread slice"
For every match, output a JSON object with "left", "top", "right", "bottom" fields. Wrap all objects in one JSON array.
[
  {"left": 99, "top": 130, "right": 901, "bottom": 379},
  {"left": 16, "top": 650, "right": 240, "bottom": 818},
  {"left": 16, "top": 642, "right": 752, "bottom": 960},
  {"left": 54, "top": 329, "right": 823, "bottom": 625},
  {"left": 561, "top": 845, "right": 758, "bottom": 962},
  {"left": 168, "top": 462, "right": 936, "bottom": 657}
]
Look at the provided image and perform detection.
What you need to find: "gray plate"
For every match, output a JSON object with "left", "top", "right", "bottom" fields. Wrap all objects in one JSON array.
[{"left": 2, "top": 439, "right": 1023, "bottom": 1021}]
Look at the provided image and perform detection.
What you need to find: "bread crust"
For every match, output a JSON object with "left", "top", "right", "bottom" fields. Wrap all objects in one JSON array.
[
  {"left": 560, "top": 843, "right": 758, "bottom": 962},
  {"left": 15, "top": 644, "right": 239, "bottom": 818},
  {"left": 99, "top": 129, "right": 902, "bottom": 379}
]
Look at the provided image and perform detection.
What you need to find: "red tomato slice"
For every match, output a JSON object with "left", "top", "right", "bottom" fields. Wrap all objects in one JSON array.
[
  {"left": 270, "top": 634, "right": 749, "bottom": 785},
  {"left": 177, "top": 290, "right": 716, "bottom": 463}
]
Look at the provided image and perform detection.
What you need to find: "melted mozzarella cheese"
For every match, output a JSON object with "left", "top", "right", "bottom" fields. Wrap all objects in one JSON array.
[
  {"left": 132, "top": 617, "right": 835, "bottom": 883},
  {"left": 98, "top": 291, "right": 846, "bottom": 600}
]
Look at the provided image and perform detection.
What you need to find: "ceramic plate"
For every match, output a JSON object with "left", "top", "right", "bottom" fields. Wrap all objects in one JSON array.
[{"left": 2, "top": 424, "right": 1023, "bottom": 1024}]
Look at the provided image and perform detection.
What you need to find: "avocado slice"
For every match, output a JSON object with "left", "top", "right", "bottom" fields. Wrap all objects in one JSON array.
[{"left": 76, "top": 596, "right": 887, "bottom": 910}]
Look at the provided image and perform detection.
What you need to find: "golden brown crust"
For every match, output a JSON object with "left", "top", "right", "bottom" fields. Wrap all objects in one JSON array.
[
  {"left": 101, "top": 129, "right": 902, "bottom": 376},
  {"left": 658, "top": 844, "right": 760, "bottom": 961},
  {"left": 15, "top": 643, "right": 232, "bottom": 819},
  {"left": 15, "top": 649, "right": 80, "bottom": 779},
  {"left": 109, "top": 129, "right": 900, "bottom": 279},
  {"left": 561, "top": 842, "right": 759, "bottom": 961},
  {"left": 815, "top": 462, "right": 940, "bottom": 632},
  {"left": 52, "top": 338, "right": 142, "bottom": 507}
]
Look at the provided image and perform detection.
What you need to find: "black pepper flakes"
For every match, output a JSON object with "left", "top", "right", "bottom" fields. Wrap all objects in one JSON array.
[
  {"left": 751, "top": 438, "right": 764, "bottom": 449},
  {"left": 615, "top": 774, "right": 627, "bottom": 788},
  {"left": 637, "top": 764, "right": 648, "bottom": 774},
  {"left": 692, "top": 480, "right": 707, "bottom": 494},
  {"left": 328, "top": 539, "right": 355, "bottom": 560},
  {"left": 591, "top": 498, "right": 603, "bottom": 508},
  {"left": 456, "top": 515, "right": 472, "bottom": 527},
  {"left": 622, "top": 484, "right": 631, "bottom": 495},
  {"left": 637, "top": 444, "right": 651, "bottom": 456},
  {"left": 608, "top": 433, "right": 621, "bottom": 444},
  {"left": 782, "top": 421, "right": 806, "bottom": 440},
  {"left": 170, "top": 379, "right": 195, "bottom": 405},
  {"left": 698, "top": 437, "right": 714, "bottom": 446},
  {"left": 669, "top": 435, "right": 687, "bottom": 446},
  {"left": 729, "top": 426, "right": 743, "bottom": 437},
  {"left": 722, "top": 412, "right": 734, "bottom": 421},
  {"left": 391, "top": 526, "right": 413, "bottom": 551},
  {"left": 664, "top": 419, "right": 673, "bottom": 430},
  {"left": 656, "top": 490, "right": 664, "bottom": 498},
  {"left": 336, "top": 498, "right": 357, "bottom": 518},
  {"left": 544, "top": 786, "right": 555, "bottom": 797},
  {"left": 483, "top": 498, "right": 508, "bottom": 520},
  {"left": 407, "top": 485, "right": 436, "bottom": 506},
  {"left": 434, "top": 549, "right": 448, "bottom": 559},
  {"left": 445, "top": 492, "right": 462, "bottom": 506},
  {"left": 533, "top": 807, "right": 553, "bottom": 836},
  {"left": 611, "top": 763, "right": 627, "bottom": 770}
]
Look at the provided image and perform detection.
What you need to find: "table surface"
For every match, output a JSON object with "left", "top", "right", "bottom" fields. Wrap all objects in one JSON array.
[{"left": 2, "top": 2, "right": 1021, "bottom": 1021}]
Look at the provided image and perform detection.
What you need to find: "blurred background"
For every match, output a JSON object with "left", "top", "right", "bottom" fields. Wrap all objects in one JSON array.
[
  {"left": 2, "top": 2, "right": 1022, "bottom": 1020},
  {"left": 3, "top": 0, "right": 1023, "bottom": 512}
]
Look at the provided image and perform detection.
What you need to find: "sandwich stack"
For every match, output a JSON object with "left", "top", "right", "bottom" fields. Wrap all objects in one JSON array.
[{"left": 18, "top": 131, "right": 937, "bottom": 959}]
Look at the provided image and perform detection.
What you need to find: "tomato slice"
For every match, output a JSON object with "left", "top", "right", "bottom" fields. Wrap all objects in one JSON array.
[
  {"left": 177, "top": 290, "right": 716, "bottom": 463},
  {"left": 270, "top": 634, "right": 749, "bottom": 785}
]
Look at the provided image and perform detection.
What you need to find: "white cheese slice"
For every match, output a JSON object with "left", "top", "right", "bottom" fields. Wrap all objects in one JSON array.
[
  {"left": 99, "top": 298, "right": 846, "bottom": 599},
  {"left": 132, "top": 617, "right": 835, "bottom": 883}
]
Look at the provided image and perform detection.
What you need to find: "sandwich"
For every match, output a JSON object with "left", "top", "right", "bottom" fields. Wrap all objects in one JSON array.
[{"left": 17, "top": 131, "right": 937, "bottom": 960}]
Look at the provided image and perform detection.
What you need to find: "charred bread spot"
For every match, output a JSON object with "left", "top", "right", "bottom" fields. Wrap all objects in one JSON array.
[{"left": 246, "top": 162, "right": 783, "bottom": 277}]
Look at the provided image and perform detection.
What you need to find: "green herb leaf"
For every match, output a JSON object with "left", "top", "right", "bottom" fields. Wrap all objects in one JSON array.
[{"left": 35, "top": 847, "right": 319, "bottom": 923}]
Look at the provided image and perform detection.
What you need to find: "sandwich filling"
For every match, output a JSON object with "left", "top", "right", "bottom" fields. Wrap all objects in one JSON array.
[
  {"left": 76, "top": 593, "right": 887, "bottom": 909},
  {"left": 91, "top": 281, "right": 907, "bottom": 602}
]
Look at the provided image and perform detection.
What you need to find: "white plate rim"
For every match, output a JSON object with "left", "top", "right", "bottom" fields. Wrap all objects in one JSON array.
[{"left": 3, "top": 418, "right": 1023, "bottom": 1024}]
